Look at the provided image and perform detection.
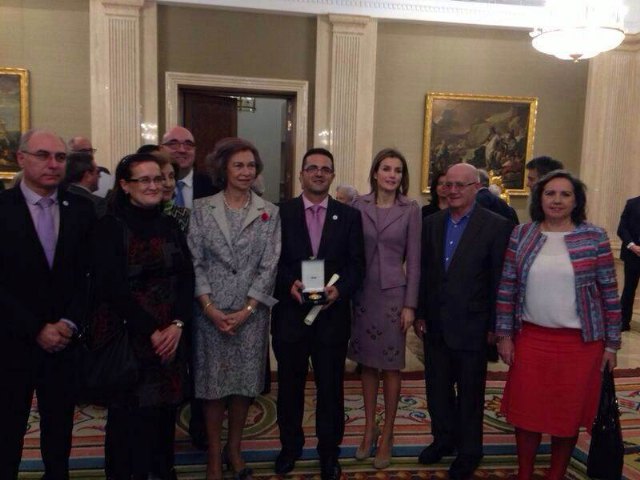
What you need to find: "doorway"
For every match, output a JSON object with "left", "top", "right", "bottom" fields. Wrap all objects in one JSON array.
[
  {"left": 181, "top": 88, "right": 293, "bottom": 203},
  {"left": 165, "top": 72, "right": 309, "bottom": 203}
]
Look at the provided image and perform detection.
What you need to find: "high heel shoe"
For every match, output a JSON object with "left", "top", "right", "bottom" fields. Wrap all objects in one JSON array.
[
  {"left": 373, "top": 435, "right": 393, "bottom": 469},
  {"left": 222, "top": 444, "right": 254, "bottom": 480},
  {"left": 355, "top": 426, "right": 381, "bottom": 460}
]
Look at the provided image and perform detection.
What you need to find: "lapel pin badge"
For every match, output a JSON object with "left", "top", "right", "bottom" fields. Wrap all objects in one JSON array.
[
  {"left": 332, "top": 214, "right": 338, "bottom": 220},
  {"left": 62, "top": 200, "right": 69, "bottom": 206}
]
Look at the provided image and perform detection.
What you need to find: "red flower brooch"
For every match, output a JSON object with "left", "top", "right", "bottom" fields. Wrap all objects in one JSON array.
[{"left": 261, "top": 211, "right": 270, "bottom": 221}]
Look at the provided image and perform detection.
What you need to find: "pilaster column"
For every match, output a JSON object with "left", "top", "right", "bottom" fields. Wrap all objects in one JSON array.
[
  {"left": 314, "top": 15, "right": 377, "bottom": 195},
  {"left": 90, "top": 0, "right": 158, "bottom": 171},
  {"left": 580, "top": 34, "right": 640, "bottom": 247}
]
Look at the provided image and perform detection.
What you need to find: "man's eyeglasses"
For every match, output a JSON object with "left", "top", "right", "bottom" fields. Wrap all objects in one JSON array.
[
  {"left": 162, "top": 140, "right": 196, "bottom": 151},
  {"left": 21, "top": 150, "right": 67, "bottom": 162},
  {"left": 444, "top": 181, "right": 477, "bottom": 190},
  {"left": 303, "top": 165, "right": 334, "bottom": 175},
  {"left": 73, "top": 148, "right": 97, "bottom": 154},
  {"left": 128, "top": 176, "right": 165, "bottom": 186}
]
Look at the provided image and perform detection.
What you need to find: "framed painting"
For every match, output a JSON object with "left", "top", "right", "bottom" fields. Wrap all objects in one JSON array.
[
  {"left": 422, "top": 92, "right": 537, "bottom": 196},
  {"left": 0, "top": 68, "right": 29, "bottom": 180}
]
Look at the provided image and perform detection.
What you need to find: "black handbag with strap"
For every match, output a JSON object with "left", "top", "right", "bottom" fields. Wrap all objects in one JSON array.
[
  {"left": 587, "top": 368, "right": 624, "bottom": 480},
  {"left": 79, "top": 217, "right": 140, "bottom": 404}
]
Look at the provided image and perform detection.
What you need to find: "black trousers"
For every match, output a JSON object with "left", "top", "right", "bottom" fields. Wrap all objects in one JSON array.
[
  {"left": 105, "top": 404, "right": 177, "bottom": 480},
  {"left": 0, "top": 350, "right": 76, "bottom": 480},
  {"left": 621, "top": 260, "right": 640, "bottom": 328},
  {"left": 423, "top": 335, "right": 487, "bottom": 457},
  {"left": 273, "top": 336, "right": 347, "bottom": 458}
]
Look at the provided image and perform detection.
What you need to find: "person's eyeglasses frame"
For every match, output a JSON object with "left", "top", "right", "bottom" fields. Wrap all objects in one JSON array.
[
  {"left": 21, "top": 150, "right": 67, "bottom": 163},
  {"left": 444, "top": 181, "right": 477, "bottom": 190},
  {"left": 162, "top": 140, "right": 196, "bottom": 151},
  {"left": 303, "top": 165, "right": 334, "bottom": 175},
  {"left": 127, "top": 176, "right": 166, "bottom": 187}
]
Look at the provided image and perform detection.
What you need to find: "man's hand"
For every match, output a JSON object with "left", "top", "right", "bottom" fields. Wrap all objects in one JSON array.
[
  {"left": 413, "top": 318, "right": 426, "bottom": 339},
  {"left": 631, "top": 244, "right": 640, "bottom": 257},
  {"left": 322, "top": 285, "right": 340, "bottom": 309},
  {"left": 36, "top": 321, "right": 73, "bottom": 353},
  {"left": 290, "top": 280, "right": 304, "bottom": 304}
]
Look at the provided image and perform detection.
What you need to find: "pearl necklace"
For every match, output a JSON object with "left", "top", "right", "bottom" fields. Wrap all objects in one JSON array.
[{"left": 223, "top": 192, "right": 251, "bottom": 210}]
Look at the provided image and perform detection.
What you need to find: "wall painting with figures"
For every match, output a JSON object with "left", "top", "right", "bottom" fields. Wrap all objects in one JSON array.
[
  {"left": 421, "top": 93, "right": 537, "bottom": 197},
  {"left": 0, "top": 68, "right": 29, "bottom": 181}
]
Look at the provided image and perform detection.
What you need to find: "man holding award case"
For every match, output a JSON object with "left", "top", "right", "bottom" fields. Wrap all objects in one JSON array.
[{"left": 271, "top": 148, "right": 365, "bottom": 480}]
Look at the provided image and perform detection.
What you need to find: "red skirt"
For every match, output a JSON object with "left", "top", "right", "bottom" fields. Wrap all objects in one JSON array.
[{"left": 500, "top": 322, "right": 604, "bottom": 437}]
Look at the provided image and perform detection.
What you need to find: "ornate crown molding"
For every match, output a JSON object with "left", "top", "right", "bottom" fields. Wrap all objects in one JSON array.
[{"left": 160, "top": 0, "right": 640, "bottom": 35}]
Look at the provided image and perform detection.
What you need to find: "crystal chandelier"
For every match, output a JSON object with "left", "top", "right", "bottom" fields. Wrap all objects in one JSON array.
[{"left": 531, "top": 0, "right": 627, "bottom": 61}]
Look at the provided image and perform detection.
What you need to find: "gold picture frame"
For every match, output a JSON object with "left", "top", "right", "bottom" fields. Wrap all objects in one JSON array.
[
  {"left": 422, "top": 92, "right": 537, "bottom": 196},
  {"left": 0, "top": 68, "right": 29, "bottom": 180}
]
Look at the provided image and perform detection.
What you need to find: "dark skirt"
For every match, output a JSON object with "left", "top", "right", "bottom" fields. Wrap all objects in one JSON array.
[{"left": 500, "top": 322, "right": 604, "bottom": 437}]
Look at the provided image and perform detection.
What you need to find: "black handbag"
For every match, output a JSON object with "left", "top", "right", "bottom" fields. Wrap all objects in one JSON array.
[
  {"left": 80, "top": 322, "right": 140, "bottom": 400},
  {"left": 79, "top": 218, "right": 140, "bottom": 404},
  {"left": 587, "top": 368, "right": 624, "bottom": 480}
]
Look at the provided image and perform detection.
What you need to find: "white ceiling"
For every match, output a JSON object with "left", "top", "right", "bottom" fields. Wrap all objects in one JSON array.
[{"left": 161, "top": 0, "right": 640, "bottom": 34}]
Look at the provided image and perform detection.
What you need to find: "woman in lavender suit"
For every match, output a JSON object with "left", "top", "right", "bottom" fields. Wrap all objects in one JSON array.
[{"left": 348, "top": 148, "right": 421, "bottom": 469}]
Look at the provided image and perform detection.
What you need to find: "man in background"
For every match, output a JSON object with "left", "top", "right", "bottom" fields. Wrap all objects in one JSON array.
[
  {"left": 161, "top": 126, "right": 217, "bottom": 209},
  {"left": 525, "top": 156, "right": 564, "bottom": 190},
  {"left": 64, "top": 151, "right": 107, "bottom": 217},
  {"left": 617, "top": 195, "right": 640, "bottom": 331}
]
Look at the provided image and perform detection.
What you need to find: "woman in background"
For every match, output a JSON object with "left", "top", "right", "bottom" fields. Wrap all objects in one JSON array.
[
  {"left": 188, "top": 138, "right": 281, "bottom": 480},
  {"left": 496, "top": 170, "right": 621, "bottom": 480},
  {"left": 91, "top": 152, "right": 194, "bottom": 480},
  {"left": 348, "top": 148, "right": 421, "bottom": 469},
  {"left": 421, "top": 170, "right": 447, "bottom": 218}
]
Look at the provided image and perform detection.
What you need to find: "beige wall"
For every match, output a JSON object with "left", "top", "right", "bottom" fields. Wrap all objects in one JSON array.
[
  {"left": 0, "top": 0, "right": 91, "bottom": 141},
  {"left": 373, "top": 22, "right": 589, "bottom": 218},
  {"left": 157, "top": 6, "right": 316, "bottom": 143}
]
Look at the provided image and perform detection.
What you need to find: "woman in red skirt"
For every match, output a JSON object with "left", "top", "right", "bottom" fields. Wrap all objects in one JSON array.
[{"left": 495, "top": 169, "right": 622, "bottom": 480}]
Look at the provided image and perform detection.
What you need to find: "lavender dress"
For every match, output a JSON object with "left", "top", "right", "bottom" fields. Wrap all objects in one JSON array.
[{"left": 347, "top": 193, "right": 421, "bottom": 370}]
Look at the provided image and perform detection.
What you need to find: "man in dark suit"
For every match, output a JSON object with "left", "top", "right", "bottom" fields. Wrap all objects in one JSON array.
[
  {"left": 476, "top": 169, "right": 518, "bottom": 226},
  {"left": 415, "top": 163, "right": 512, "bottom": 480},
  {"left": 272, "top": 148, "right": 365, "bottom": 480},
  {"left": 64, "top": 151, "right": 107, "bottom": 217},
  {"left": 0, "top": 130, "right": 96, "bottom": 479},
  {"left": 161, "top": 126, "right": 217, "bottom": 209},
  {"left": 617, "top": 195, "right": 640, "bottom": 331},
  {"left": 161, "top": 125, "right": 218, "bottom": 449}
]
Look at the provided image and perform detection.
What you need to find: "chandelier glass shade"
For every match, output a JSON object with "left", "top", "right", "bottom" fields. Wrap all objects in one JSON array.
[{"left": 531, "top": 0, "right": 627, "bottom": 61}]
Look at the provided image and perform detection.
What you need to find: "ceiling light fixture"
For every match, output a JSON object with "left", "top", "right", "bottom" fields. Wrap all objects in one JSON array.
[{"left": 531, "top": 0, "right": 627, "bottom": 61}]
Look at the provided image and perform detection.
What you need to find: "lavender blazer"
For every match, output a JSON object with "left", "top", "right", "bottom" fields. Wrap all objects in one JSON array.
[{"left": 353, "top": 193, "right": 421, "bottom": 308}]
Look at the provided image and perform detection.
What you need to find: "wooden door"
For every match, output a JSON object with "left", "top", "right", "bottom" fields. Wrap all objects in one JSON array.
[{"left": 182, "top": 90, "right": 237, "bottom": 172}]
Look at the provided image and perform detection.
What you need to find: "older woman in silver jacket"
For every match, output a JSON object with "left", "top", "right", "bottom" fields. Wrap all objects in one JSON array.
[{"left": 188, "top": 138, "right": 281, "bottom": 480}]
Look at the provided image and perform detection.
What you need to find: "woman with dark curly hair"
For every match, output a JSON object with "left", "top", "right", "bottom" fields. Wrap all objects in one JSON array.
[{"left": 496, "top": 170, "right": 621, "bottom": 480}]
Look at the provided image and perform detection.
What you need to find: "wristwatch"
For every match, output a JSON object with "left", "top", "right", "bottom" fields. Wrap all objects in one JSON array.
[
  {"left": 171, "top": 319, "right": 185, "bottom": 329},
  {"left": 246, "top": 305, "right": 257, "bottom": 316}
]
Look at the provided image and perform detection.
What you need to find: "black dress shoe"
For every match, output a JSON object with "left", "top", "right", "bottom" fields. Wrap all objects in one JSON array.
[
  {"left": 448, "top": 453, "right": 482, "bottom": 480},
  {"left": 418, "top": 443, "right": 455, "bottom": 464},
  {"left": 319, "top": 456, "right": 341, "bottom": 480},
  {"left": 189, "top": 429, "right": 208, "bottom": 450},
  {"left": 275, "top": 450, "right": 301, "bottom": 475}
]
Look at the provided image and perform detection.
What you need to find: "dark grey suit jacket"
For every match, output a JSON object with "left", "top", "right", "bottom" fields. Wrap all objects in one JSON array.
[
  {"left": 271, "top": 196, "right": 365, "bottom": 345},
  {"left": 417, "top": 205, "right": 512, "bottom": 351},
  {"left": 68, "top": 184, "right": 107, "bottom": 217}
]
